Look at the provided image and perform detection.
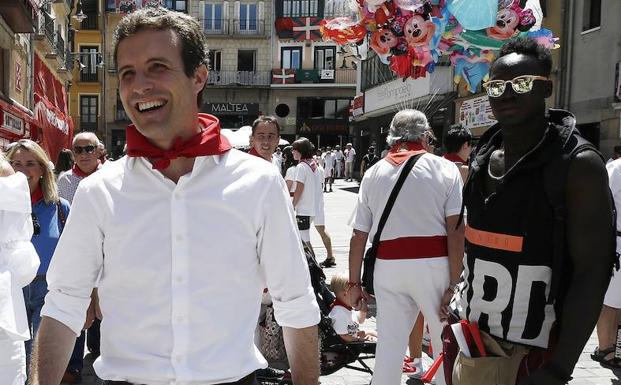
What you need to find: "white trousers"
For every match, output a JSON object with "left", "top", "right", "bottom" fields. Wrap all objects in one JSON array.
[
  {"left": 0, "top": 337, "right": 26, "bottom": 385},
  {"left": 372, "top": 257, "right": 449, "bottom": 385}
]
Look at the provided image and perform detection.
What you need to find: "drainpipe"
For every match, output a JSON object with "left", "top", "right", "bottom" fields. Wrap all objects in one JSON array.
[{"left": 560, "top": 0, "right": 575, "bottom": 110}]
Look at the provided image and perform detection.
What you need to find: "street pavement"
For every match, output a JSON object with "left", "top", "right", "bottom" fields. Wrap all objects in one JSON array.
[{"left": 73, "top": 178, "right": 619, "bottom": 385}]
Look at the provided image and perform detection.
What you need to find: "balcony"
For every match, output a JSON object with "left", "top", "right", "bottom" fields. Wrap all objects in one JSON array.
[
  {"left": 80, "top": 12, "right": 98, "bottom": 30},
  {"left": 55, "top": 30, "right": 65, "bottom": 63},
  {"left": 34, "top": 11, "right": 55, "bottom": 52},
  {"left": 0, "top": 0, "right": 35, "bottom": 33},
  {"left": 80, "top": 69, "right": 99, "bottom": 83},
  {"left": 271, "top": 69, "right": 356, "bottom": 86},
  {"left": 207, "top": 71, "right": 270, "bottom": 86},
  {"left": 202, "top": 19, "right": 266, "bottom": 37}
]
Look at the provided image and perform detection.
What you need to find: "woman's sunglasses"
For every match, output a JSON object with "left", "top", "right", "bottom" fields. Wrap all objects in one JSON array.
[
  {"left": 482, "top": 75, "right": 548, "bottom": 98},
  {"left": 73, "top": 145, "right": 97, "bottom": 154}
]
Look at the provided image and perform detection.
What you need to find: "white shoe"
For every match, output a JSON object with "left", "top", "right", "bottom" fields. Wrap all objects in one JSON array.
[{"left": 407, "top": 358, "right": 424, "bottom": 379}]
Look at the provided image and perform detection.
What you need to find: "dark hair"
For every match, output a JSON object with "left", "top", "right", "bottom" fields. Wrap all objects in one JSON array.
[
  {"left": 113, "top": 7, "right": 209, "bottom": 107},
  {"left": 614, "top": 146, "right": 621, "bottom": 156},
  {"left": 443, "top": 124, "right": 472, "bottom": 153},
  {"left": 55, "top": 148, "right": 74, "bottom": 174},
  {"left": 282, "top": 146, "right": 296, "bottom": 169},
  {"left": 292, "top": 137, "right": 315, "bottom": 159},
  {"left": 251, "top": 115, "right": 281, "bottom": 136},
  {"left": 495, "top": 37, "right": 552, "bottom": 77}
]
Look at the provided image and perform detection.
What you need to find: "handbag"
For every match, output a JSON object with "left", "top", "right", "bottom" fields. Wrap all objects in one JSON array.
[
  {"left": 362, "top": 153, "right": 424, "bottom": 295},
  {"left": 258, "top": 304, "right": 289, "bottom": 369}
]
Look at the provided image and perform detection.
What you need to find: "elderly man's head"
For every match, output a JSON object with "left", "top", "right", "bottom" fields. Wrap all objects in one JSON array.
[{"left": 386, "top": 109, "right": 430, "bottom": 147}]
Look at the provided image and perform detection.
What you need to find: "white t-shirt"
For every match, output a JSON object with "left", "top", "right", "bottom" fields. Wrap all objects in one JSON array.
[
  {"left": 329, "top": 305, "right": 360, "bottom": 336},
  {"left": 285, "top": 166, "right": 297, "bottom": 192},
  {"left": 351, "top": 153, "right": 463, "bottom": 246},
  {"left": 345, "top": 148, "right": 356, "bottom": 162},
  {"left": 323, "top": 153, "right": 335, "bottom": 172},
  {"left": 294, "top": 162, "right": 317, "bottom": 216},
  {"left": 334, "top": 150, "right": 344, "bottom": 161}
]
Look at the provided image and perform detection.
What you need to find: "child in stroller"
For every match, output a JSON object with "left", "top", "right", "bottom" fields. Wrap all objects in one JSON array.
[
  {"left": 256, "top": 245, "right": 376, "bottom": 384},
  {"left": 328, "top": 274, "right": 376, "bottom": 343}
]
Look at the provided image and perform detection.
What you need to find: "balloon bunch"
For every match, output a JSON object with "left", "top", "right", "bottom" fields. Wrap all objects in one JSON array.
[{"left": 320, "top": 0, "right": 559, "bottom": 92}]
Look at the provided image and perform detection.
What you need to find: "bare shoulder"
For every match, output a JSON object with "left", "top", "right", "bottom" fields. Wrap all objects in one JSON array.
[{"left": 567, "top": 150, "right": 607, "bottom": 187}]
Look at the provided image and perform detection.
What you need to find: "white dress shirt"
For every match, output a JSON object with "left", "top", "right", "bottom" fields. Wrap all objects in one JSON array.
[
  {"left": 0, "top": 173, "right": 39, "bottom": 341},
  {"left": 42, "top": 150, "right": 320, "bottom": 385}
]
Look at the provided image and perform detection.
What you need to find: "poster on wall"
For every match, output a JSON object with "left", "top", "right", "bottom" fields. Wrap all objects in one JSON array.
[{"left": 457, "top": 95, "right": 497, "bottom": 133}]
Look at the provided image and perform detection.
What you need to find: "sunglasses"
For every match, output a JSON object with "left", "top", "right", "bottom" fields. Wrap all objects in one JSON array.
[
  {"left": 482, "top": 75, "right": 548, "bottom": 98},
  {"left": 32, "top": 213, "right": 40, "bottom": 236},
  {"left": 73, "top": 145, "right": 97, "bottom": 154}
]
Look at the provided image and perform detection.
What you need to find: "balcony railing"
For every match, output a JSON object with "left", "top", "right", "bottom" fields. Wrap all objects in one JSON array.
[
  {"left": 80, "top": 12, "right": 98, "bottom": 30},
  {"left": 55, "top": 30, "right": 65, "bottom": 62},
  {"left": 80, "top": 69, "right": 99, "bottom": 83},
  {"left": 207, "top": 71, "right": 270, "bottom": 86},
  {"left": 271, "top": 69, "right": 356, "bottom": 85},
  {"left": 202, "top": 18, "right": 266, "bottom": 36},
  {"left": 35, "top": 11, "right": 55, "bottom": 48}
]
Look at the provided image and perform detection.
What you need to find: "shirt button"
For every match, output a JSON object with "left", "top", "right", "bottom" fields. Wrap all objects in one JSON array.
[
  {"left": 174, "top": 193, "right": 181, "bottom": 199},
  {"left": 175, "top": 234, "right": 183, "bottom": 241},
  {"left": 175, "top": 355, "right": 182, "bottom": 363},
  {"left": 175, "top": 275, "right": 183, "bottom": 283},
  {"left": 177, "top": 315, "right": 184, "bottom": 323}
]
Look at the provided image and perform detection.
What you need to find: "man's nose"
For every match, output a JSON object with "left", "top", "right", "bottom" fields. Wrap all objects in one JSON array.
[{"left": 133, "top": 71, "right": 154, "bottom": 94}]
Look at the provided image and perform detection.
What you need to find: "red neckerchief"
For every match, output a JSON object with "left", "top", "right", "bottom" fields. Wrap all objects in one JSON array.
[
  {"left": 443, "top": 153, "right": 467, "bottom": 164},
  {"left": 31, "top": 186, "right": 44, "bottom": 205},
  {"left": 330, "top": 298, "right": 353, "bottom": 311},
  {"left": 385, "top": 142, "right": 427, "bottom": 166},
  {"left": 72, "top": 161, "right": 101, "bottom": 178},
  {"left": 301, "top": 158, "right": 317, "bottom": 172},
  {"left": 126, "top": 113, "right": 231, "bottom": 170},
  {"left": 248, "top": 147, "right": 271, "bottom": 162}
]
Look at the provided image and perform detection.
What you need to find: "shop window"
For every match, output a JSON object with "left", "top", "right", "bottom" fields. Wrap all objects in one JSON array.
[
  {"left": 281, "top": 47, "right": 302, "bottom": 70},
  {"left": 583, "top": 0, "right": 601, "bottom": 31},
  {"left": 80, "top": 95, "right": 98, "bottom": 131}
]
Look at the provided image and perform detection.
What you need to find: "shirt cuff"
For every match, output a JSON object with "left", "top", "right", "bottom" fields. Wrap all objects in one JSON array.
[
  {"left": 40, "top": 290, "right": 91, "bottom": 337},
  {"left": 272, "top": 288, "right": 320, "bottom": 329}
]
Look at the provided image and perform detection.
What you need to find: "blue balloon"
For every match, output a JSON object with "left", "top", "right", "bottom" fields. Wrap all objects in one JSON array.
[{"left": 447, "top": 0, "right": 498, "bottom": 30}]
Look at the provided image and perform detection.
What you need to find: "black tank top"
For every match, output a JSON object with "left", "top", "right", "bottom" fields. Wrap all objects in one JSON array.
[{"left": 451, "top": 121, "right": 568, "bottom": 349}]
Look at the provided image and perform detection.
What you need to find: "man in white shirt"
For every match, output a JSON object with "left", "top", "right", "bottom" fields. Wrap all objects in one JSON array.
[
  {"left": 248, "top": 116, "right": 281, "bottom": 172},
  {"left": 344, "top": 143, "right": 356, "bottom": 181},
  {"left": 30, "top": 8, "right": 320, "bottom": 385},
  {"left": 334, "top": 145, "right": 344, "bottom": 178},
  {"left": 322, "top": 147, "right": 335, "bottom": 192},
  {"left": 348, "top": 110, "right": 464, "bottom": 385}
]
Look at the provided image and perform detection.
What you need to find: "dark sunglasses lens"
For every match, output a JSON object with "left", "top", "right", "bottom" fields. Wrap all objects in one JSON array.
[{"left": 74, "top": 145, "right": 96, "bottom": 154}]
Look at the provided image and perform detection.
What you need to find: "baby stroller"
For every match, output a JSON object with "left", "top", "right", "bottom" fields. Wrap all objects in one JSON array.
[{"left": 256, "top": 244, "right": 376, "bottom": 384}]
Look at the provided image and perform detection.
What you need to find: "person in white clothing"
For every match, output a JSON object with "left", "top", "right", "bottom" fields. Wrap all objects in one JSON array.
[
  {"left": 0, "top": 156, "right": 40, "bottom": 385},
  {"left": 328, "top": 274, "right": 375, "bottom": 342},
  {"left": 334, "top": 145, "right": 344, "bottom": 178},
  {"left": 322, "top": 147, "right": 335, "bottom": 192},
  {"left": 30, "top": 8, "right": 320, "bottom": 385},
  {"left": 348, "top": 109, "right": 464, "bottom": 385},
  {"left": 248, "top": 116, "right": 280, "bottom": 169},
  {"left": 312, "top": 163, "right": 335, "bottom": 268},
  {"left": 344, "top": 143, "right": 356, "bottom": 181},
  {"left": 291, "top": 137, "right": 318, "bottom": 249},
  {"left": 592, "top": 158, "right": 621, "bottom": 369}
]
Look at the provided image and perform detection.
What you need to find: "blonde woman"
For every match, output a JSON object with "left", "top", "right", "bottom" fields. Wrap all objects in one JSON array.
[{"left": 5, "top": 140, "right": 71, "bottom": 372}]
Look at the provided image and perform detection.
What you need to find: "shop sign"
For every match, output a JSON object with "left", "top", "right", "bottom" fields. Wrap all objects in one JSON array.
[
  {"left": 365, "top": 76, "right": 431, "bottom": 114},
  {"left": 1, "top": 110, "right": 25, "bottom": 136},
  {"left": 457, "top": 94, "right": 497, "bottom": 131},
  {"left": 204, "top": 103, "right": 259, "bottom": 116}
]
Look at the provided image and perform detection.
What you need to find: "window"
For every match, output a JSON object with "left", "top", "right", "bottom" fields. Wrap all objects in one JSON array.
[
  {"left": 298, "top": 98, "right": 351, "bottom": 120},
  {"left": 80, "top": 95, "right": 98, "bottom": 131},
  {"left": 314, "top": 46, "right": 335, "bottom": 70},
  {"left": 208, "top": 50, "right": 222, "bottom": 72},
  {"left": 582, "top": 0, "right": 601, "bottom": 31},
  {"left": 281, "top": 47, "right": 302, "bottom": 70},
  {"left": 361, "top": 52, "right": 396, "bottom": 91},
  {"left": 204, "top": 3, "right": 223, "bottom": 32},
  {"left": 80, "top": 0, "right": 98, "bottom": 29},
  {"left": 79, "top": 46, "right": 99, "bottom": 82},
  {"left": 237, "top": 50, "right": 256, "bottom": 72},
  {"left": 164, "top": 0, "right": 186, "bottom": 12},
  {"left": 281, "top": 0, "right": 318, "bottom": 17},
  {"left": 105, "top": 0, "right": 115, "bottom": 11},
  {"left": 239, "top": 3, "right": 257, "bottom": 33}
]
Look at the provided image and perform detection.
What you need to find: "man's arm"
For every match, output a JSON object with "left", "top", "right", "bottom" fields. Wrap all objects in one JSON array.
[
  {"left": 292, "top": 181, "right": 305, "bottom": 208},
  {"left": 282, "top": 326, "right": 319, "bottom": 385},
  {"left": 348, "top": 229, "right": 369, "bottom": 310},
  {"left": 526, "top": 151, "right": 614, "bottom": 385},
  {"left": 29, "top": 317, "right": 76, "bottom": 385},
  {"left": 440, "top": 215, "right": 464, "bottom": 320}
]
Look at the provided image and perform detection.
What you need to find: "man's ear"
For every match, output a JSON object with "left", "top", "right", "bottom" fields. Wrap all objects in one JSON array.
[{"left": 193, "top": 64, "right": 208, "bottom": 93}]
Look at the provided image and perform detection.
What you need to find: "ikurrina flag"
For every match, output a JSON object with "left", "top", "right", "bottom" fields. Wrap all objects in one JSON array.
[
  {"left": 292, "top": 17, "right": 322, "bottom": 42},
  {"left": 272, "top": 69, "right": 296, "bottom": 84}
]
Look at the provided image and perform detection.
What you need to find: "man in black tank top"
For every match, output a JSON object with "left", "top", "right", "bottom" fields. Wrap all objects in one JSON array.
[{"left": 448, "top": 37, "right": 614, "bottom": 385}]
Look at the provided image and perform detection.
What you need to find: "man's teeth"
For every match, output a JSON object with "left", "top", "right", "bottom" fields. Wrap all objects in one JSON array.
[{"left": 137, "top": 101, "right": 164, "bottom": 112}]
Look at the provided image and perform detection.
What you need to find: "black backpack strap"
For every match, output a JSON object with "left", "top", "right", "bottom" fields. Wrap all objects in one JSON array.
[
  {"left": 370, "top": 153, "right": 424, "bottom": 250},
  {"left": 56, "top": 200, "right": 67, "bottom": 234},
  {"left": 543, "top": 130, "right": 604, "bottom": 304}
]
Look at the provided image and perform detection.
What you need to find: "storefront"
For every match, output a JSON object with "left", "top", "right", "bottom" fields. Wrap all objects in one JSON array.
[
  {"left": 0, "top": 98, "right": 33, "bottom": 149},
  {"left": 33, "top": 54, "right": 73, "bottom": 164},
  {"left": 454, "top": 93, "right": 497, "bottom": 138},
  {"left": 201, "top": 102, "right": 260, "bottom": 129}
]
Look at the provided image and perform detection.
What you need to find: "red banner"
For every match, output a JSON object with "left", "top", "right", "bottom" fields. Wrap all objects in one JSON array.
[
  {"left": 271, "top": 69, "right": 296, "bottom": 84},
  {"left": 33, "top": 54, "right": 73, "bottom": 164}
]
